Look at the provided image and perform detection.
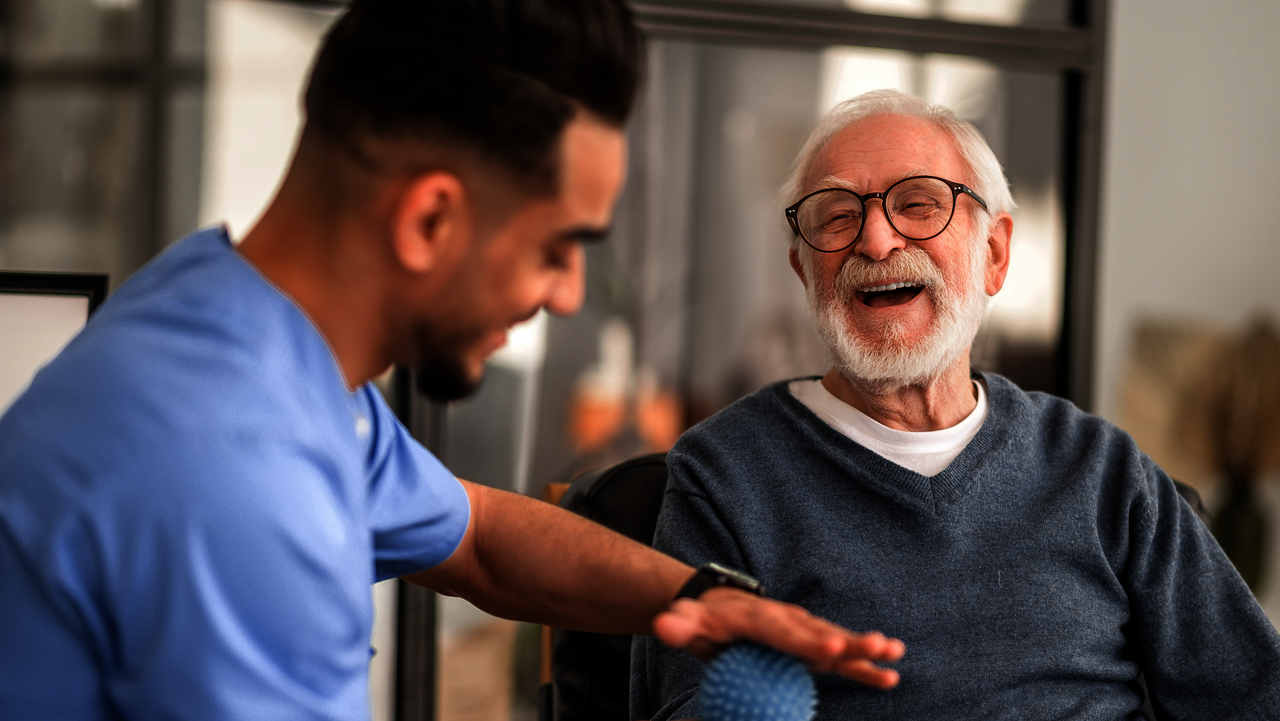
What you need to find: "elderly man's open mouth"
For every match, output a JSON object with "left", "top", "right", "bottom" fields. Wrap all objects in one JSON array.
[{"left": 856, "top": 281, "right": 926, "bottom": 308}]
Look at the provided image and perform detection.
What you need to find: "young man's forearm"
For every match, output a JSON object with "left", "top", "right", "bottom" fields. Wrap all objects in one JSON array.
[{"left": 405, "top": 479, "right": 693, "bottom": 634}]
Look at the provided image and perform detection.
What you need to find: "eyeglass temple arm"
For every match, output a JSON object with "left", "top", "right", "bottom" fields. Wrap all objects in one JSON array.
[{"left": 956, "top": 183, "right": 989, "bottom": 211}]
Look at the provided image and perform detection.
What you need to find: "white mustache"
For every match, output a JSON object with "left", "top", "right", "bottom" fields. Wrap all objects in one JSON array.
[{"left": 831, "top": 246, "right": 944, "bottom": 300}]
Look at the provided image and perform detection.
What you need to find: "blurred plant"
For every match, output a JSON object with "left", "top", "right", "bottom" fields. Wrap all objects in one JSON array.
[
  {"left": 568, "top": 319, "right": 683, "bottom": 466},
  {"left": 1121, "top": 312, "right": 1280, "bottom": 592},
  {"left": 1179, "top": 315, "right": 1280, "bottom": 591}
]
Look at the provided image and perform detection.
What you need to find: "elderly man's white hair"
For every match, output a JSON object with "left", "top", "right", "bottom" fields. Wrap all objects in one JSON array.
[{"left": 780, "top": 89, "right": 1015, "bottom": 251}]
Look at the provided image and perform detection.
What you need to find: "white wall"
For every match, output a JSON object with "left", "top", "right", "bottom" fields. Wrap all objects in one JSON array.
[
  {"left": 0, "top": 294, "right": 89, "bottom": 413},
  {"left": 1097, "top": 0, "right": 1280, "bottom": 621},
  {"left": 1096, "top": 0, "right": 1280, "bottom": 420},
  {"left": 201, "top": 0, "right": 336, "bottom": 239}
]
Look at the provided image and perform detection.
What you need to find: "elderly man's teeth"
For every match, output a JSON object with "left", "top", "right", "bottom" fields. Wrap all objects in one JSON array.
[{"left": 860, "top": 281, "right": 918, "bottom": 293}]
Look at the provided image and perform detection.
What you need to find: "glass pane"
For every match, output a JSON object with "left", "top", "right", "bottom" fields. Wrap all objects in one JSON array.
[
  {"left": 738, "top": 0, "right": 1071, "bottom": 29},
  {"left": 528, "top": 38, "right": 1067, "bottom": 492},
  {"left": 436, "top": 314, "right": 547, "bottom": 721},
  {"left": 199, "top": 0, "right": 339, "bottom": 238},
  {"left": 0, "top": 87, "right": 141, "bottom": 287},
  {"left": 436, "top": 596, "right": 533, "bottom": 721},
  {"left": 165, "top": 85, "right": 207, "bottom": 245},
  {"left": 171, "top": 0, "right": 209, "bottom": 62},
  {"left": 7, "top": 0, "right": 144, "bottom": 62}
]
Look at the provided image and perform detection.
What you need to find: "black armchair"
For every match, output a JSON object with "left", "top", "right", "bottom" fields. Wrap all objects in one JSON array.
[{"left": 539, "top": 452, "right": 669, "bottom": 721}]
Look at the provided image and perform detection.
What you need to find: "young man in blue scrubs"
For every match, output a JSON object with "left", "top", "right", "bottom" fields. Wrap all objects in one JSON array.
[{"left": 0, "top": 1, "right": 904, "bottom": 718}]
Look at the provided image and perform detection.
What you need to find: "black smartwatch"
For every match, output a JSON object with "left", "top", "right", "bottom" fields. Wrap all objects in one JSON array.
[{"left": 675, "top": 562, "right": 765, "bottom": 600}]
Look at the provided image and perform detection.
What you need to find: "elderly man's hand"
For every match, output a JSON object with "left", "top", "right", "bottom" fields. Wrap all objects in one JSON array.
[{"left": 652, "top": 587, "right": 905, "bottom": 689}]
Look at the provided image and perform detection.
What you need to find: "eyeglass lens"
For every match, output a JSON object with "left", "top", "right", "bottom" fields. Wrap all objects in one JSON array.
[{"left": 795, "top": 177, "right": 957, "bottom": 251}]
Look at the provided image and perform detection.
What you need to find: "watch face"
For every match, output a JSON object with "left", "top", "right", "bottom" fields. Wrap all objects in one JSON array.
[
  {"left": 677, "top": 563, "right": 766, "bottom": 600},
  {"left": 703, "top": 563, "right": 765, "bottom": 596}
]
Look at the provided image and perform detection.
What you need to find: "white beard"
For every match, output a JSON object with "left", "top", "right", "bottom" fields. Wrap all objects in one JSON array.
[{"left": 803, "top": 234, "right": 989, "bottom": 391}]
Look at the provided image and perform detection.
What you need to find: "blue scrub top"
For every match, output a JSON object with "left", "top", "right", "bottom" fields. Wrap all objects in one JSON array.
[{"left": 0, "top": 227, "right": 471, "bottom": 719}]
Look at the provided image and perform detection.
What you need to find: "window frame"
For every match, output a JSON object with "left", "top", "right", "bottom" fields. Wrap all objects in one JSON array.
[
  {"left": 0, "top": 0, "right": 207, "bottom": 276},
  {"left": 630, "top": 0, "right": 1109, "bottom": 410}
]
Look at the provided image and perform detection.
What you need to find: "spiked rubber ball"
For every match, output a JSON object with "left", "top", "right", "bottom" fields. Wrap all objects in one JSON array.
[{"left": 698, "top": 643, "right": 816, "bottom": 721}]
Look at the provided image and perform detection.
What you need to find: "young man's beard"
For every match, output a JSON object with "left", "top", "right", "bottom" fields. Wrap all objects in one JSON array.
[
  {"left": 411, "top": 327, "right": 484, "bottom": 403},
  {"left": 413, "top": 354, "right": 481, "bottom": 403},
  {"left": 803, "top": 233, "right": 989, "bottom": 392}
]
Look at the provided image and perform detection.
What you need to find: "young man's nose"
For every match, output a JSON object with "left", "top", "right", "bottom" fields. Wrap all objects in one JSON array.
[{"left": 544, "top": 246, "right": 586, "bottom": 317}]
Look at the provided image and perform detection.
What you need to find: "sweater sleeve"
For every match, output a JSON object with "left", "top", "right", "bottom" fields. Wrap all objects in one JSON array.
[
  {"left": 1118, "top": 457, "right": 1280, "bottom": 717},
  {"left": 629, "top": 444, "right": 750, "bottom": 721}
]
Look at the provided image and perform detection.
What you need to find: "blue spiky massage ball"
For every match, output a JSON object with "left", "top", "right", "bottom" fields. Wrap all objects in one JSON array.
[{"left": 698, "top": 643, "right": 816, "bottom": 721}]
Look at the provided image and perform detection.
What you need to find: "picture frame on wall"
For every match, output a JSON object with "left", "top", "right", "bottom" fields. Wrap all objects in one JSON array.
[{"left": 0, "top": 271, "right": 109, "bottom": 414}]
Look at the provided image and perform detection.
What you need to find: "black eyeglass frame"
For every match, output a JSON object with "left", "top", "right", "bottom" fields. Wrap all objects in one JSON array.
[{"left": 784, "top": 175, "right": 989, "bottom": 253}]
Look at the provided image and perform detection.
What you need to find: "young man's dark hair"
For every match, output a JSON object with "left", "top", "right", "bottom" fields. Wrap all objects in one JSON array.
[{"left": 304, "top": 0, "right": 642, "bottom": 194}]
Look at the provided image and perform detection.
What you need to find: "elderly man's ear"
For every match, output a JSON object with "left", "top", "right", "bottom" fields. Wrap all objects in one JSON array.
[
  {"left": 788, "top": 245, "right": 808, "bottom": 287},
  {"left": 983, "top": 213, "right": 1014, "bottom": 297}
]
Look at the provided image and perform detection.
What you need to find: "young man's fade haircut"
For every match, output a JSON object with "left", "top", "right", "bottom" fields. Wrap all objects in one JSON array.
[{"left": 304, "top": 0, "right": 643, "bottom": 195}]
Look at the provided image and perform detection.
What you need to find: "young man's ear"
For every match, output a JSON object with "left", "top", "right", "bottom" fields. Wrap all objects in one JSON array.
[{"left": 391, "top": 172, "right": 470, "bottom": 275}]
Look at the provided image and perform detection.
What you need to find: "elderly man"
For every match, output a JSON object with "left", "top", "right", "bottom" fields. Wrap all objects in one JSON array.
[
  {"left": 0, "top": 3, "right": 907, "bottom": 718},
  {"left": 631, "top": 89, "right": 1280, "bottom": 720}
]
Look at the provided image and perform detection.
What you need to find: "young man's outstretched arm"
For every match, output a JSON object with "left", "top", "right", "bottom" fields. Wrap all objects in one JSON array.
[{"left": 406, "top": 479, "right": 905, "bottom": 688}]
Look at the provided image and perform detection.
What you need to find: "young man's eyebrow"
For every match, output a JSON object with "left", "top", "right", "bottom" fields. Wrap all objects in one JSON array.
[{"left": 561, "top": 226, "right": 611, "bottom": 243}]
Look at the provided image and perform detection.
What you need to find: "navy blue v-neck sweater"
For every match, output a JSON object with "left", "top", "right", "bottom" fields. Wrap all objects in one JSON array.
[{"left": 631, "top": 374, "right": 1280, "bottom": 720}]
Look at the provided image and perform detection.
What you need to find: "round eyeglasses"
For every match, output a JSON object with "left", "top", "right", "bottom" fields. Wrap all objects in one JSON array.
[{"left": 784, "top": 175, "right": 989, "bottom": 253}]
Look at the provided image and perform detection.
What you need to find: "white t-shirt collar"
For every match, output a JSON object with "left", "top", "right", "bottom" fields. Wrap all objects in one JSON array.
[{"left": 789, "top": 376, "right": 988, "bottom": 476}]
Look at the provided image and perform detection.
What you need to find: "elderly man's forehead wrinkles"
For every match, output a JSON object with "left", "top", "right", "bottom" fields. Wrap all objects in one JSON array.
[{"left": 811, "top": 166, "right": 931, "bottom": 194}]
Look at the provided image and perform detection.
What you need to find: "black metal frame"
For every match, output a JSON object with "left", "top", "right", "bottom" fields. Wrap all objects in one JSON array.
[
  {"left": 261, "top": 0, "right": 1108, "bottom": 408},
  {"left": 0, "top": 270, "right": 110, "bottom": 315},
  {"left": 634, "top": 0, "right": 1093, "bottom": 66}
]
